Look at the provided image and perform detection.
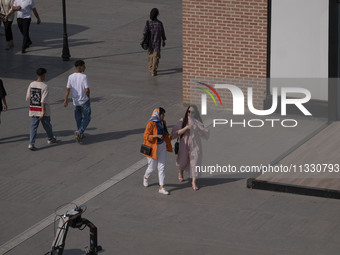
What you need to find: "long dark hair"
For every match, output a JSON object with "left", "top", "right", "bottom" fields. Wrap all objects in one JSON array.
[
  {"left": 181, "top": 105, "right": 202, "bottom": 138},
  {"left": 181, "top": 106, "right": 191, "bottom": 131},
  {"left": 159, "top": 107, "right": 168, "bottom": 134}
]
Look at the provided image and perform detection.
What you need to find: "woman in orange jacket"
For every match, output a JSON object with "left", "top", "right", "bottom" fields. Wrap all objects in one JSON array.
[{"left": 142, "top": 107, "right": 172, "bottom": 195}]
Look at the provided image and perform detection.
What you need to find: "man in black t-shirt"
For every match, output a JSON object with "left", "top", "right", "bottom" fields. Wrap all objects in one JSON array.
[{"left": 0, "top": 79, "right": 8, "bottom": 124}]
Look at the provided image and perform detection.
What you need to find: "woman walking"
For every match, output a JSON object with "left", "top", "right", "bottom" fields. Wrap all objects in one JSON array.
[
  {"left": 142, "top": 107, "right": 172, "bottom": 195},
  {"left": 0, "top": 0, "right": 14, "bottom": 50},
  {"left": 171, "top": 105, "right": 209, "bottom": 191}
]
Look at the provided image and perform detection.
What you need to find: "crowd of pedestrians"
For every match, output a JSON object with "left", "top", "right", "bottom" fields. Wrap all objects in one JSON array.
[
  {"left": 0, "top": 7, "right": 210, "bottom": 195},
  {"left": 140, "top": 9, "right": 209, "bottom": 194}
]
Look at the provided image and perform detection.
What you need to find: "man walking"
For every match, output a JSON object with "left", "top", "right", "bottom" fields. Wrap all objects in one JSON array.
[
  {"left": 26, "top": 68, "right": 56, "bottom": 150},
  {"left": 143, "top": 8, "right": 166, "bottom": 77},
  {"left": 12, "top": 0, "right": 41, "bottom": 53},
  {"left": 64, "top": 60, "right": 91, "bottom": 143}
]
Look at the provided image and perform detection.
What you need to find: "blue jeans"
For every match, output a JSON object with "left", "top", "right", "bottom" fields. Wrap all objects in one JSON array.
[
  {"left": 29, "top": 116, "right": 54, "bottom": 145},
  {"left": 74, "top": 100, "right": 91, "bottom": 134}
]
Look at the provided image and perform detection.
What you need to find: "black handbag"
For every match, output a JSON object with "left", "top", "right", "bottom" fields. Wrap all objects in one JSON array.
[
  {"left": 174, "top": 138, "right": 179, "bottom": 155},
  {"left": 140, "top": 144, "right": 152, "bottom": 155},
  {"left": 140, "top": 20, "right": 151, "bottom": 50}
]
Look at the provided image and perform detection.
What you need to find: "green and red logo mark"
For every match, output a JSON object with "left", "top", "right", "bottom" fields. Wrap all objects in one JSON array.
[{"left": 196, "top": 82, "right": 223, "bottom": 107}]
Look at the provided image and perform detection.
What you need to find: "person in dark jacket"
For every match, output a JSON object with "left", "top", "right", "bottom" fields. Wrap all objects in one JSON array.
[{"left": 143, "top": 8, "right": 166, "bottom": 76}]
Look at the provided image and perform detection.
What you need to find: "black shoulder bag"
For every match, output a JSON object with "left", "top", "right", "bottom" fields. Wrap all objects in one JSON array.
[
  {"left": 140, "top": 20, "right": 151, "bottom": 50},
  {"left": 174, "top": 138, "right": 179, "bottom": 155}
]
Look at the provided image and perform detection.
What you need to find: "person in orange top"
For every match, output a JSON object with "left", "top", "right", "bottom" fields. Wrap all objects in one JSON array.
[{"left": 142, "top": 107, "right": 172, "bottom": 195}]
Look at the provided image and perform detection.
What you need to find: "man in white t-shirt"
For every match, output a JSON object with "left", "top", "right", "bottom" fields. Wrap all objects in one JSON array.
[
  {"left": 12, "top": 0, "right": 41, "bottom": 53},
  {"left": 64, "top": 60, "right": 91, "bottom": 143},
  {"left": 26, "top": 68, "right": 56, "bottom": 150}
]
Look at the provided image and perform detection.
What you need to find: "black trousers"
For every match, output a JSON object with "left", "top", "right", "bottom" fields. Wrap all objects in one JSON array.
[
  {"left": 4, "top": 20, "right": 13, "bottom": 41},
  {"left": 17, "top": 18, "right": 32, "bottom": 50}
]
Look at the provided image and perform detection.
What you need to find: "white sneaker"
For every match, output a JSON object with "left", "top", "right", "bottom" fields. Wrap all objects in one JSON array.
[
  {"left": 47, "top": 137, "right": 57, "bottom": 144},
  {"left": 143, "top": 177, "right": 148, "bottom": 187},
  {"left": 28, "top": 144, "right": 36, "bottom": 151},
  {"left": 158, "top": 188, "right": 169, "bottom": 195}
]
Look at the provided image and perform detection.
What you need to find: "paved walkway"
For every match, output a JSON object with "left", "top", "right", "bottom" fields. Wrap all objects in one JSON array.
[{"left": 1, "top": 1, "right": 340, "bottom": 255}]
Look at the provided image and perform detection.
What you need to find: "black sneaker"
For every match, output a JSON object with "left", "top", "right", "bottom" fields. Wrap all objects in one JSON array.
[{"left": 47, "top": 137, "right": 57, "bottom": 144}]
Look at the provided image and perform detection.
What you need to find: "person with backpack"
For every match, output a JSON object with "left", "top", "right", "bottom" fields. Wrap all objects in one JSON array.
[{"left": 143, "top": 8, "right": 166, "bottom": 77}]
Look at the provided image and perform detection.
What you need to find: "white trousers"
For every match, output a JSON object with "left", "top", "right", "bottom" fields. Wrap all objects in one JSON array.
[{"left": 144, "top": 142, "right": 167, "bottom": 186}]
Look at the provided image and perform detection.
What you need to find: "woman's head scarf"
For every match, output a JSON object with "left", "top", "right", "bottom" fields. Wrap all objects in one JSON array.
[{"left": 149, "top": 107, "right": 161, "bottom": 122}]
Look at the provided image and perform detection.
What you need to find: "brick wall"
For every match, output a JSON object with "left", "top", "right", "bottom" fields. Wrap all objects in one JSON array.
[{"left": 183, "top": 0, "right": 268, "bottom": 111}]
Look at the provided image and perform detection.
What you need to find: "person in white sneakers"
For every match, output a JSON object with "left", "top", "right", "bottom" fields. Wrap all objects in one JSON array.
[
  {"left": 26, "top": 68, "right": 56, "bottom": 150},
  {"left": 141, "top": 107, "right": 172, "bottom": 195},
  {"left": 64, "top": 60, "right": 91, "bottom": 143}
]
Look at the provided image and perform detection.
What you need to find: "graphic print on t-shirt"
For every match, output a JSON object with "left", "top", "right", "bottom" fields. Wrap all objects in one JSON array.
[{"left": 30, "top": 87, "right": 42, "bottom": 111}]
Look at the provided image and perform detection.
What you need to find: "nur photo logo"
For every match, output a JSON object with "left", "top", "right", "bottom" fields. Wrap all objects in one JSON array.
[{"left": 195, "top": 81, "right": 313, "bottom": 128}]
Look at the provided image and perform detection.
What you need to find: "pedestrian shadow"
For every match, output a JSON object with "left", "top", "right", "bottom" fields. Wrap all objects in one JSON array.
[
  {"left": 9, "top": 129, "right": 81, "bottom": 150},
  {"left": 29, "top": 127, "right": 147, "bottom": 150},
  {"left": 2, "top": 125, "right": 174, "bottom": 149},
  {"left": 0, "top": 130, "right": 78, "bottom": 145},
  {"left": 84, "top": 46, "right": 182, "bottom": 61},
  {"left": 82, "top": 128, "right": 146, "bottom": 144},
  {"left": 0, "top": 134, "right": 28, "bottom": 144},
  {"left": 157, "top": 68, "right": 182, "bottom": 76},
  {"left": 27, "top": 38, "right": 104, "bottom": 52},
  {"left": 23, "top": 128, "right": 97, "bottom": 150},
  {"left": 166, "top": 178, "right": 242, "bottom": 193},
  {"left": 5, "top": 97, "right": 104, "bottom": 112},
  {"left": 54, "top": 96, "right": 105, "bottom": 104},
  {"left": 0, "top": 22, "right": 94, "bottom": 81},
  {"left": 81, "top": 125, "right": 174, "bottom": 145}
]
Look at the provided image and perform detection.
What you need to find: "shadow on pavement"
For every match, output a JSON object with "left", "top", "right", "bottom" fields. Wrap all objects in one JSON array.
[
  {"left": 0, "top": 134, "right": 27, "bottom": 144},
  {"left": 157, "top": 68, "right": 182, "bottom": 76},
  {"left": 166, "top": 178, "right": 242, "bottom": 193},
  {"left": 81, "top": 125, "right": 175, "bottom": 145},
  {"left": 0, "top": 22, "right": 102, "bottom": 81},
  {"left": 62, "top": 248, "right": 86, "bottom": 255},
  {"left": 83, "top": 128, "right": 146, "bottom": 144}
]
